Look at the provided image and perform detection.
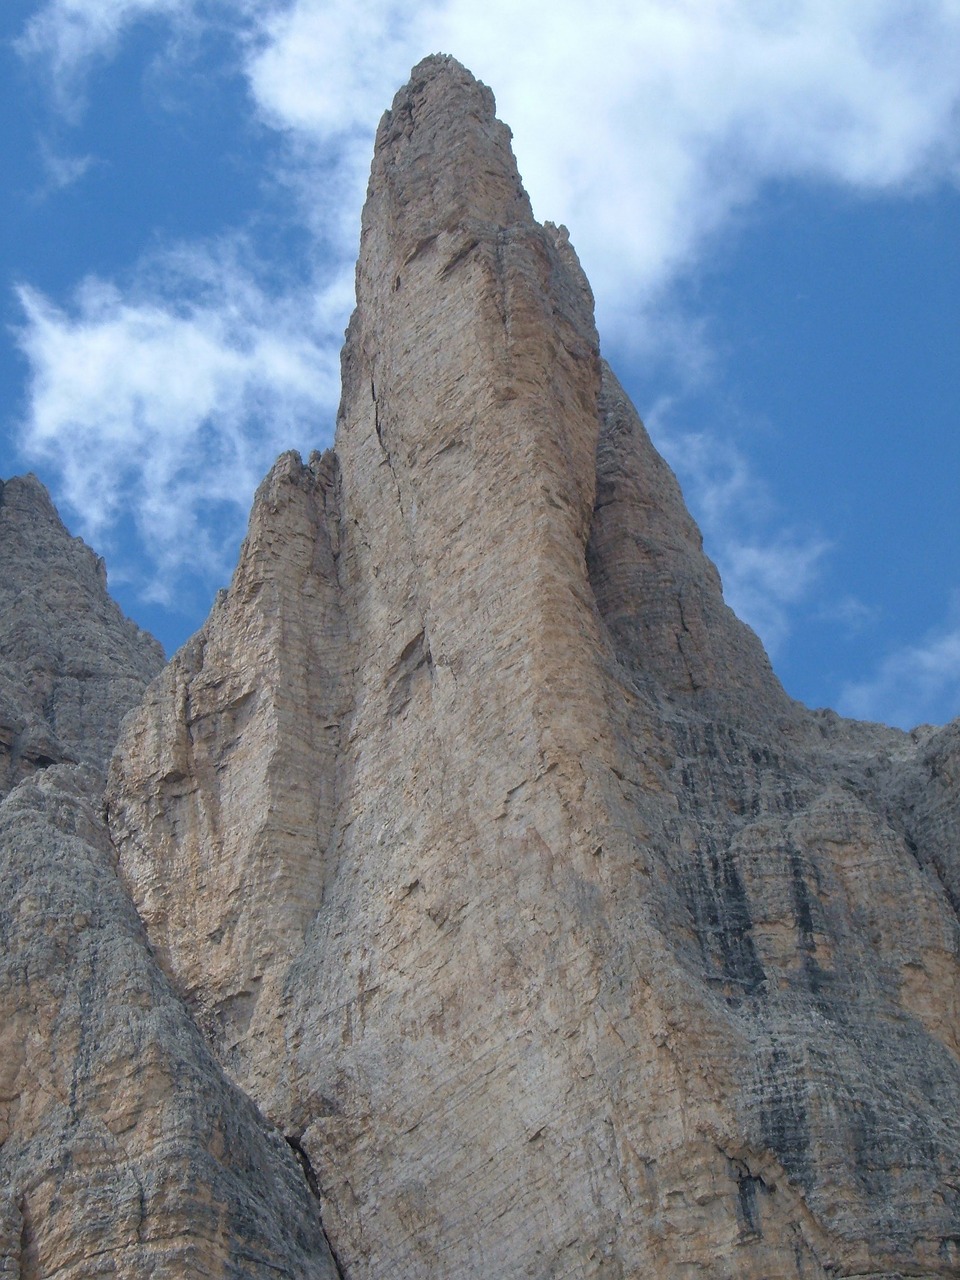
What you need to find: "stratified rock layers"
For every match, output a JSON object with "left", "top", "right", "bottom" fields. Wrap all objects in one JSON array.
[
  {"left": 106, "top": 451, "right": 349, "bottom": 1103},
  {"left": 0, "top": 478, "right": 339, "bottom": 1277},
  {"left": 0, "top": 475, "right": 163, "bottom": 797},
  {"left": 108, "top": 57, "right": 960, "bottom": 1279},
  {"left": 0, "top": 766, "right": 338, "bottom": 1279}
]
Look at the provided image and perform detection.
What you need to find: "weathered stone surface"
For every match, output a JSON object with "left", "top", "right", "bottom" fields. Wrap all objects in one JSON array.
[
  {"left": 588, "top": 362, "right": 799, "bottom": 729},
  {"left": 105, "top": 53, "right": 960, "bottom": 1280},
  {"left": 0, "top": 472, "right": 339, "bottom": 1277},
  {"left": 0, "top": 475, "right": 163, "bottom": 797},
  {"left": 0, "top": 764, "right": 339, "bottom": 1278},
  {"left": 107, "top": 449, "right": 349, "bottom": 1105}
]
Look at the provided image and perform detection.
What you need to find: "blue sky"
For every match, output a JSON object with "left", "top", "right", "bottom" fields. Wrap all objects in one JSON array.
[{"left": 2, "top": 1, "right": 959, "bottom": 729}]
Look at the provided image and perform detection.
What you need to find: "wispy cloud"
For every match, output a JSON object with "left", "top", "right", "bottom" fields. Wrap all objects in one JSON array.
[
  {"left": 646, "top": 397, "right": 828, "bottom": 657},
  {"left": 15, "top": 242, "right": 347, "bottom": 600},
  {"left": 245, "top": 0, "right": 429, "bottom": 139},
  {"left": 26, "top": 3, "right": 960, "bottom": 300},
  {"left": 242, "top": 0, "right": 960, "bottom": 323},
  {"left": 838, "top": 603, "right": 960, "bottom": 729},
  {"left": 719, "top": 540, "right": 829, "bottom": 657},
  {"left": 35, "top": 141, "right": 94, "bottom": 196},
  {"left": 818, "top": 594, "right": 879, "bottom": 636},
  {"left": 13, "top": 0, "right": 960, "bottom": 637},
  {"left": 16, "top": 0, "right": 195, "bottom": 114}
]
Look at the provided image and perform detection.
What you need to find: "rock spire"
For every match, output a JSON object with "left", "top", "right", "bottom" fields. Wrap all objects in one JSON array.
[
  {"left": 0, "top": 474, "right": 163, "bottom": 796},
  {"left": 0, "top": 474, "right": 339, "bottom": 1277},
  {"left": 5, "top": 54, "right": 960, "bottom": 1279},
  {"left": 108, "top": 56, "right": 960, "bottom": 1278}
]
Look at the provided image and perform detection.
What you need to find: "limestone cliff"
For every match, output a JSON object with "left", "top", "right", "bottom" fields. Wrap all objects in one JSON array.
[
  {"left": 106, "top": 56, "right": 960, "bottom": 1280},
  {"left": 0, "top": 477, "right": 340, "bottom": 1277},
  {"left": 0, "top": 475, "right": 163, "bottom": 797}
]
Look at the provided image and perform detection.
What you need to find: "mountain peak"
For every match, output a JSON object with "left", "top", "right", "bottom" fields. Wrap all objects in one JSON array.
[
  {"left": 0, "top": 471, "right": 164, "bottom": 793},
  {"left": 5, "top": 57, "right": 960, "bottom": 1280},
  {"left": 364, "top": 51, "right": 532, "bottom": 263}
]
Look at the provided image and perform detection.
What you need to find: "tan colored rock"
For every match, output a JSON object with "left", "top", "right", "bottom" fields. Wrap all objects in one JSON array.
[
  {"left": 0, "top": 472, "right": 340, "bottom": 1277},
  {"left": 106, "top": 449, "right": 349, "bottom": 1104},
  {"left": 0, "top": 764, "right": 339, "bottom": 1279},
  {"left": 108, "top": 54, "right": 960, "bottom": 1280}
]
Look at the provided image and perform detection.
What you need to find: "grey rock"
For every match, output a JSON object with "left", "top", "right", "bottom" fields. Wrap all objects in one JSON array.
[
  {"left": 0, "top": 764, "right": 339, "bottom": 1278},
  {"left": 0, "top": 475, "right": 164, "bottom": 797},
  {"left": 7, "top": 52, "right": 960, "bottom": 1280},
  {"left": 0, "top": 473, "right": 340, "bottom": 1276},
  {"left": 108, "top": 55, "right": 960, "bottom": 1279}
]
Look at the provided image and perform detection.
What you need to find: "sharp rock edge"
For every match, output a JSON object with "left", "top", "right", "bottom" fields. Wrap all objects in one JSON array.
[{"left": 4, "top": 54, "right": 960, "bottom": 1280}]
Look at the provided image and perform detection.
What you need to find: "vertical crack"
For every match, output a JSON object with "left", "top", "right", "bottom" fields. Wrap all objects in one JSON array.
[
  {"left": 371, "top": 379, "right": 383, "bottom": 447},
  {"left": 370, "top": 380, "right": 404, "bottom": 514},
  {"left": 675, "top": 591, "right": 700, "bottom": 693},
  {"left": 367, "top": 377, "right": 433, "bottom": 659},
  {"left": 19, "top": 1197, "right": 36, "bottom": 1280},
  {"left": 285, "top": 1136, "right": 347, "bottom": 1279}
]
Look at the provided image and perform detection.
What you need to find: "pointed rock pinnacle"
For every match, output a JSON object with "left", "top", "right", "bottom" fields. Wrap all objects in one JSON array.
[{"left": 103, "top": 56, "right": 960, "bottom": 1280}]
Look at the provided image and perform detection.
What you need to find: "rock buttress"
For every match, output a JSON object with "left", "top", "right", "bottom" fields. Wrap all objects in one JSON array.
[
  {"left": 107, "top": 449, "right": 349, "bottom": 1111},
  {"left": 0, "top": 474, "right": 163, "bottom": 797},
  {"left": 0, "top": 765, "right": 339, "bottom": 1279},
  {"left": 109, "top": 55, "right": 960, "bottom": 1279},
  {"left": 0, "top": 474, "right": 339, "bottom": 1277}
]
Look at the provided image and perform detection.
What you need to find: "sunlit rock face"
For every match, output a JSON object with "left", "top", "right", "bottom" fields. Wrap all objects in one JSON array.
[
  {"left": 7, "top": 53, "right": 960, "bottom": 1280},
  {"left": 0, "top": 476, "right": 339, "bottom": 1278}
]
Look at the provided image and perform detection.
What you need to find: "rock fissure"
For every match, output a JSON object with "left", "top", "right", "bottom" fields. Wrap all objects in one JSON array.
[
  {"left": 285, "top": 1136, "right": 347, "bottom": 1280},
  {"left": 3, "top": 51, "right": 960, "bottom": 1280}
]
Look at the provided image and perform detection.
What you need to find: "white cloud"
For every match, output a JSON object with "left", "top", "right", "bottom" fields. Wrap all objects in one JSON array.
[
  {"left": 16, "top": 244, "right": 346, "bottom": 601},
  {"left": 17, "top": 0, "right": 195, "bottom": 112},
  {"left": 646, "top": 398, "right": 828, "bottom": 656},
  {"left": 817, "top": 594, "right": 879, "bottom": 635},
  {"left": 30, "top": 2, "right": 960, "bottom": 310},
  {"left": 13, "top": 0, "right": 960, "bottom": 649},
  {"left": 245, "top": 0, "right": 434, "bottom": 139},
  {"left": 718, "top": 539, "right": 828, "bottom": 656},
  {"left": 35, "top": 142, "right": 95, "bottom": 196},
  {"left": 838, "top": 607, "right": 960, "bottom": 729},
  {"left": 241, "top": 0, "right": 960, "bottom": 321}
]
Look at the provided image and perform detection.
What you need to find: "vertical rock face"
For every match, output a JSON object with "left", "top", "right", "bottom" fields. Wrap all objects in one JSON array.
[
  {"left": 0, "top": 475, "right": 163, "bottom": 796},
  {"left": 106, "top": 450, "right": 349, "bottom": 1103},
  {"left": 0, "top": 478, "right": 340, "bottom": 1278},
  {"left": 0, "top": 766, "right": 338, "bottom": 1279},
  {"left": 587, "top": 364, "right": 798, "bottom": 727},
  {"left": 79, "top": 52, "right": 960, "bottom": 1279}
]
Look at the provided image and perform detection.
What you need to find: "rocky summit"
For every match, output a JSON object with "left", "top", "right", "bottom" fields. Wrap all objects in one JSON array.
[{"left": 3, "top": 54, "right": 960, "bottom": 1279}]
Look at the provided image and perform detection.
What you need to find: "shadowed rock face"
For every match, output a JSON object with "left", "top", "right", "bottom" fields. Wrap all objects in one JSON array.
[
  {"left": 0, "top": 475, "right": 164, "bottom": 797},
  {"left": 106, "top": 56, "right": 960, "bottom": 1278},
  {"left": 8, "top": 53, "right": 960, "bottom": 1279},
  {"left": 0, "top": 477, "right": 340, "bottom": 1278}
]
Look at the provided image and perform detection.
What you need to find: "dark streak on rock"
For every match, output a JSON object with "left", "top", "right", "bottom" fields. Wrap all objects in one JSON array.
[{"left": 286, "top": 1136, "right": 348, "bottom": 1280}]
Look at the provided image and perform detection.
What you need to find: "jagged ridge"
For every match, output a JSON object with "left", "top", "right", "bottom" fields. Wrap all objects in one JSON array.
[{"left": 3, "top": 54, "right": 960, "bottom": 1280}]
